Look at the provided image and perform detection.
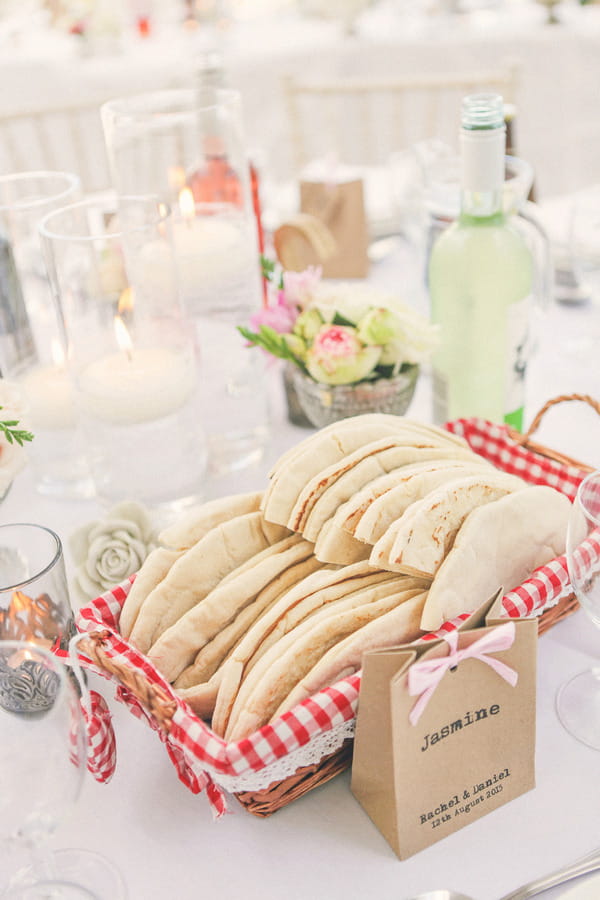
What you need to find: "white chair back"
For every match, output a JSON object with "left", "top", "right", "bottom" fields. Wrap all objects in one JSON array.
[
  {"left": 0, "top": 98, "right": 112, "bottom": 194},
  {"left": 283, "top": 64, "right": 519, "bottom": 171}
]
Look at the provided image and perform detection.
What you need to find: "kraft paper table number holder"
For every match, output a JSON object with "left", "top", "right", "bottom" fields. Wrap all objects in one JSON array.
[{"left": 351, "top": 591, "right": 538, "bottom": 860}]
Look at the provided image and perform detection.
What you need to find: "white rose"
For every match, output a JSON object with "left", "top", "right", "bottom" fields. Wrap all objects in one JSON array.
[
  {"left": 70, "top": 501, "right": 157, "bottom": 605},
  {"left": 312, "top": 283, "right": 439, "bottom": 364}
]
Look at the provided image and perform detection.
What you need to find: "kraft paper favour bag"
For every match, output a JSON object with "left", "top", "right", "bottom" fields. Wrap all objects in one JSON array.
[
  {"left": 299, "top": 179, "right": 370, "bottom": 278},
  {"left": 351, "top": 592, "right": 537, "bottom": 860}
]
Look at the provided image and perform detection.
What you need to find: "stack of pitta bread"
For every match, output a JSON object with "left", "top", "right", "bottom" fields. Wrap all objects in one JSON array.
[{"left": 119, "top": 414, "right": 571, "bottom": 740}]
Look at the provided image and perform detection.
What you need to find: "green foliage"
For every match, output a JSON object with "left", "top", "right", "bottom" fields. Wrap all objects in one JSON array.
[
  {"left": 0, "top": 406, "right": 34, "bottom": 446},
  {"left": 238, "top": 325, "right": 306, "bottom": 371}
]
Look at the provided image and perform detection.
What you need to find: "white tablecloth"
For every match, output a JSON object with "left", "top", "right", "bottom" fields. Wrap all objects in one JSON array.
[
  {"left": 3, "top": 1, "right": 600, "bottom": 197},
  {"left": 1, "top": 223, "right": 599, "bottom": 898}
]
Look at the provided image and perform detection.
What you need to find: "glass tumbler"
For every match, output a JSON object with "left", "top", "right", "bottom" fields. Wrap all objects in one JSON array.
[
  {"left": 101, "top": 88, "right": 270, "bottom": 475},
  {"left": 39, "top": 196, "right": 207, "bottom": 516},
  {"left": 0, "top": 171, "right": 91, "bottom": 498},
  {"left": 0, "top": 523, "right": 73, "bottom": 651}
]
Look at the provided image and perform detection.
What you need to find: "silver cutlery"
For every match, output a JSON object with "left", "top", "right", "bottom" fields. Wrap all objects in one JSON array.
[{"left": 409, "top": 844, "right": 600, "bottom": 900}]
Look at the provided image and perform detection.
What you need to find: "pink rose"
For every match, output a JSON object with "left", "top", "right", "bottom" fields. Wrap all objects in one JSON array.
[
  {"left": 306, "top": 325, "right": 381, "bottom": 385},
  {"left": 250, "top": 292, "right": 297, "bottom": 334},
  {"left": 282, "top": 266, "right": 322, "bottom": 308},
  {"left": 312, "top": 326, "right": 359, "bottom": 362}
]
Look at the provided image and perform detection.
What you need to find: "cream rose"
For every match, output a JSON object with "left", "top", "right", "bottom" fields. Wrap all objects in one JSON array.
[{"left": 70, "top": 501, "right": 157, "bottom": 605}]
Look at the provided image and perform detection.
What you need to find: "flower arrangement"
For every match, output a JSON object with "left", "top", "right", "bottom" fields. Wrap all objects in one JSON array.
[{"left": 239, "top": 259, "right": 438, "bottom": 387}]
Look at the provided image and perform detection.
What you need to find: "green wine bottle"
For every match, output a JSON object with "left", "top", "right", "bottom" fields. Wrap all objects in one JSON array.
[{"left": 428, "top": 93, "right": 534, "bottom": 432}]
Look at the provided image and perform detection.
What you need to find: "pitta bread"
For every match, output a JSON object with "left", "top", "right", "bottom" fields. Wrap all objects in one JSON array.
[
  {"left": 213, "top": 561, "right": 397, "bottom": 736},
  {"left": 217, "top": 532, "right": 304, "bottom": 586},
  {"left": 174, "top": 553, "right": 324, "bottom": 690},
  {"left": 224, "top": 575, "right": 426, "bottom": 739},
  {"left": 146, "top": 535, "right": 313, "bottom": 682},
  {"left": 387, "top": 472, "right": 527, "bottom": 577},
  {"left": 369, "top": 518, "right": 406, "bottom": 571},
  {"left": 351, "top": 461, "right": 494, "bottom": 545},
  {"left": 298, "top": 445, "right": 486, "bottom": 542},
  {"left": 119, "top": 547, "right": 183, "bottom": 640},
  {"left": 266, "top": 414, "right": 468, "bottom": 481},
  {"left": 129, "top": 511, "right": 289, "bottom": 654},
  {"left": 263, "top": 418, "right": 469, "bottom": 527},
  {"left": 176, "top": 680, "right": 220, "bottom": 720},
  {"left": 420, "top": 485, "right": 571, "bottom": 631},
  {"left": 327, "top": 461, "right": 478, "bottom": 540},
  {"left": 314, "top": 518, "right": 372, "bottom": 565},
  {"left": 158, "top": 491, "right": 263, "bottom": 550},
  {"left": 273, "top": 589, "right": 428, "bottom": 718},
  {"left": 227, "top": 585, "right": 426, "bottom": 740}
]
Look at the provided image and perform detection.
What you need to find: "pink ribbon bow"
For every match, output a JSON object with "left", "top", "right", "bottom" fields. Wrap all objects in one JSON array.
[{"left": 408, "top": 622, "right": 518, "bottom": 726}]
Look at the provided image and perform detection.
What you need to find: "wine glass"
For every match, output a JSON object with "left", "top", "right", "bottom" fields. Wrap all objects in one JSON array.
[
  {"left": 0, "top": 641, "right": 125, "bottom": 898},
  {"left": 556, "top": 470, "right": 600, "bottom": 750}
]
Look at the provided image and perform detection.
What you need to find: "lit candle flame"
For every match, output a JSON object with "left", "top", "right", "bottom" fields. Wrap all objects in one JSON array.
[
  {"left": 114, "top": 314, "right": 133, "bottom": 362},
  {"left": 0, "top": 590, "right": 59, "bottom": 647},
  {"left": 178, "top": 187, "right": 196, "bottom": 223},
  {"left": 169, "top": 166, "right": 187, "bottom": 193},
  {"left": 118, "top": 286, "right": 135, "bottom": 317}
]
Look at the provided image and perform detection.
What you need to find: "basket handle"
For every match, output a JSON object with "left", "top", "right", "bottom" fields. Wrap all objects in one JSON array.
[
  {"left": 79, "top": 632, "right": 177, "bottom": 733},
  {"left": 520, "top": 393, "right": 600, "bottom": 444}
]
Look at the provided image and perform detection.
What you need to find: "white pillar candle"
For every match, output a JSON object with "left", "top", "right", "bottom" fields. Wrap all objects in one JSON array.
[
  {"left": 173, "top": 217, "right": 253, "bottom": 288},
  {"left": 79, "top": 347, "right": 195, "bottom": 426},
  {"left": 20, "top": 365, "right": 76, "bottom": 430},
  {"left": 136, "top": 217, "right": 256, "bottom": 315}
]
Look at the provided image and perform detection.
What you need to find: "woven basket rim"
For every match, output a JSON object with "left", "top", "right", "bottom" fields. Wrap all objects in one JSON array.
[{"left": 77, "top": 400, "right": 596, "bottom": 816}]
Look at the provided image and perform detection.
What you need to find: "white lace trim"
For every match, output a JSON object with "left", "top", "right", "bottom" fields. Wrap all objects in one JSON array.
[
  {"left": 173, "top": 591, "right": 572, "bottom": 797},
  {"left": 532, "top": 584, "right": 572, "bottom": 616},
  {"left": 205, "top": 718, "right": 356, "bottom": 794}
]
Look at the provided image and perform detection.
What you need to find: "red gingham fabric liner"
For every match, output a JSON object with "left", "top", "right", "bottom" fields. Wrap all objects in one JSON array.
[
  {"left": 54, "top": 644, "right": 117, "bottom": 784},
  {"left": 445, "top": 418, "right": 587, "bottom": 502},
  {"left": 74, "top": 418, "right": 587, "bottom": 816},
  {"left": 82, "top": 690, "right": 117, "bottom": 784}
]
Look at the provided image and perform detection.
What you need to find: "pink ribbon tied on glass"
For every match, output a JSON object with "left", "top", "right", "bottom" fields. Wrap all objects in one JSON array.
[{"left": 408, "top": 621, "right": 518, "bottom": 726}]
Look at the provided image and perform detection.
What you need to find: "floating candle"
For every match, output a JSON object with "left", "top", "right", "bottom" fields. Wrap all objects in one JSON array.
[
  {"left": 19, "top": 355, "right": 76, "bottom": 431},
  {"left": 79, "top": 314, "right": 195, "bottom": 426}
]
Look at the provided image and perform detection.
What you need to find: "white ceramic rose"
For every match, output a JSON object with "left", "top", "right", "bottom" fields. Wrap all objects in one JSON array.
[{"left": 70, "top": 501, "right": 158, "bottom": 605}]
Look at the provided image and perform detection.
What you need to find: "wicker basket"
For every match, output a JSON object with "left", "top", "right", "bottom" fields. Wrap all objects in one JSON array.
[{"left": 79, "top": 396, "right": 598, "bottom": 817}]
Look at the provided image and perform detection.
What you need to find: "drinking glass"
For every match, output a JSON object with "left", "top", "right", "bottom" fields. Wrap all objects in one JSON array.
[
  {"left": 39, "top": 196, "right": 207, "bottom": 516},
  {"left": 0, "top": 171, "right": 92, "bottom": 499},
  {"left": 0, "top": 641, "right": 125, "bottom": 898},
  {"left": 101, "top": 88, "right": 270, "bottom": 476},
  {"left": 556, "top": 470, "right": 600, "bottom": 750},
  {"left": 0, "top": 523, "right": 73, "bottom": 651}
]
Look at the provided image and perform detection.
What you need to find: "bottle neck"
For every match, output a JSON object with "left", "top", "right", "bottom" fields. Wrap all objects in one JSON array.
[{"left": 459, "top": 124, "right": 505, "bottom": 221}]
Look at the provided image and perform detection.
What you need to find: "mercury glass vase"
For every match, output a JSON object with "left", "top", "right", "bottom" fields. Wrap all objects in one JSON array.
[{"left": 288, "top": 363, "right": 419, "bottom": 429}]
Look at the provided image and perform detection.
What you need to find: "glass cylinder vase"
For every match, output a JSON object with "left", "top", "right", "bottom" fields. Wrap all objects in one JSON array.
[
  {"left": 39, "top": 196, "right": 207, "bottom": 517},
  {"left": 101, "top": 88, "right": 270, "bottom": 475},
  {"left": 0, "top": 523, "right": 73, "bottom": 653},
  {"left": 0, "top": 170, "right": 91, "bottom": 498}
]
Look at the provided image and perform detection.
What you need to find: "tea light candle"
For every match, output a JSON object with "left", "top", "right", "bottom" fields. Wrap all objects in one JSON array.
[
  {"left": 134, "top": 191, "right": 256, "bottom": 319},
  {"left": 20, "top": 363, "right": 76, "bottom": 430},
  {"left": 79, "top": 345, "right": 195, "bottom": 426},
  {"left": 143, "top": 189, "right": 254, "bottom": 304},
  {"left": 0, "top": 654, "right": 59, "bottom": 713}
]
